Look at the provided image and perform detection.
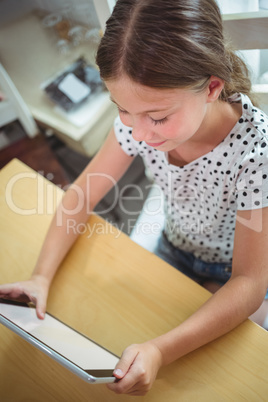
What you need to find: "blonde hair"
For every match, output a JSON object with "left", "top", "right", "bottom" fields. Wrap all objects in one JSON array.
[{"left": 96, "top": 0, "right": 255, "bottom": 103}]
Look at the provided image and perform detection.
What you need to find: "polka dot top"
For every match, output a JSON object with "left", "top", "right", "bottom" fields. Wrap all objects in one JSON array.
[{"left": 114, "top": 93, "right": 268, "bottom": 263}]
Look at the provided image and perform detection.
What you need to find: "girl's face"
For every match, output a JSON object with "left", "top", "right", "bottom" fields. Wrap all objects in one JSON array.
[{"left": 105, "top": 75, "right": 217, "bottom": 153}]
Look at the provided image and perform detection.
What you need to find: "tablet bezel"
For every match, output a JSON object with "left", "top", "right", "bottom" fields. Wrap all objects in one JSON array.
[{"left": 0, "top": 300, "right": 119, "bottom": 384}]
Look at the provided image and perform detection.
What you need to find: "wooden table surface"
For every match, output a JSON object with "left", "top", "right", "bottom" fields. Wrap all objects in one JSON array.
[{"left": 0, "top": 159, "right": 267, "bottom": 402}]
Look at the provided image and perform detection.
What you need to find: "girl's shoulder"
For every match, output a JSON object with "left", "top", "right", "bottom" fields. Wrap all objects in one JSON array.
[
  {"left": 223, "top": 93, "right": 267, "bottom": 160},
  {"left": 228, "top": 93, "right": 268, "bottom": 135}
]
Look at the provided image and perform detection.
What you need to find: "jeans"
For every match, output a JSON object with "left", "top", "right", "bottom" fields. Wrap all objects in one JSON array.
[{"left": 155, "top": 232, "right": 268, "bottom": 300}]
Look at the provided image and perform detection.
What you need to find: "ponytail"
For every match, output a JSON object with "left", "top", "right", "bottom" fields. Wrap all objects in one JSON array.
[{"left": 220, "top": 43, "right": 257, "bottom": 104}]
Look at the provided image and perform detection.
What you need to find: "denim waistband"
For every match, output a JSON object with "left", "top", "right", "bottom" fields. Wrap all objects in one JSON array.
[
  {"left": 155, "top": 232, "right": 268, "bottom": 299},
  {"left": 155, "top": 232, "right": 231, "bottom": 285}
]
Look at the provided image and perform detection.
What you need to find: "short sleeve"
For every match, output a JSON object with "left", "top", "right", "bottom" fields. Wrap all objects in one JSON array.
[
  {"left": 236, "top": 136, "right": 268, "bottom": 210},
  {"left": 113, "top": 115, "right": 138, "bottom": 157}
]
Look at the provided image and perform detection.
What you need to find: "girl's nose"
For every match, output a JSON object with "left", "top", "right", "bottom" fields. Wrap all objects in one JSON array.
[
  {"left": 132, "top": 122, "right": 154, "bottom": 143},
  {"left": 120, "top": 113, "right": 154, "bottom": 142}
]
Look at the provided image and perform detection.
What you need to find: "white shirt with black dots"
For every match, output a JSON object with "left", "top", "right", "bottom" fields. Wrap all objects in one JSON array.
[{"left": 114, "top": 93, "right": 268, "bottom": 263}]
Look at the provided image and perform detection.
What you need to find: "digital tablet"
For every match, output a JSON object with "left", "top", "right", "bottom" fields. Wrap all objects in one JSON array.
[{"left": 0, "top": 300, "right": 119, "bottom": 384}]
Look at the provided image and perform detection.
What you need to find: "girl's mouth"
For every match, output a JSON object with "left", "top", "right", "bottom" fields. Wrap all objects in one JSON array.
[{"left": 146, "top": 140, "right": 166, "bottom": 147}]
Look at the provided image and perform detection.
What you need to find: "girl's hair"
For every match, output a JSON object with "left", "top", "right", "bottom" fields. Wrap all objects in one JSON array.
[{"left": 96, "top": 0, "right": 254, "bottom": 102}]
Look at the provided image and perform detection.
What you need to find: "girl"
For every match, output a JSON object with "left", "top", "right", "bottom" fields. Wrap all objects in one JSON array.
[{"left": 1, "top": 0, "right": 268, "bottom": 396}]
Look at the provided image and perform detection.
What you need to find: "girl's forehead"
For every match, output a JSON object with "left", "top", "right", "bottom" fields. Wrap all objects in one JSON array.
[{"left": 105, "top": 76, "right": 193, "bottom": 107}]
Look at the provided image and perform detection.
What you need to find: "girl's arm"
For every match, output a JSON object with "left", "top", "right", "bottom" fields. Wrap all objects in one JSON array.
[
  {"left": 0, "top": 129, "right": 134, "bottom": 318},
  {"left": 108, "top": 207, "right": 268, "bottom": 396}
]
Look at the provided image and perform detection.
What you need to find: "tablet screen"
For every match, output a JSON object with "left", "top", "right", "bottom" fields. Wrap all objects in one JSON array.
[{"left": 0, "top": 301, "right": 119, "bottom": 375}]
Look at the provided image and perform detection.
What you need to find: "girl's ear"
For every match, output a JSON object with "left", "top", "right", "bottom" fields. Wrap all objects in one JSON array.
[{"left": 207, "top": 76, "right": 225, "bottom": 103}]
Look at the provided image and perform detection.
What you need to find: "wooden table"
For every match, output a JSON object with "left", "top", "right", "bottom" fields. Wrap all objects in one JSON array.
[{"left": 0, "top": 159, "right": 267, "bottom": 401}]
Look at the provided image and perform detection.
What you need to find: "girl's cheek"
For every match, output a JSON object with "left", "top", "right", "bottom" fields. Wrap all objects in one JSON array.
[
  {"left": 119, "top": 113, "right": 133, "bottom": 128},
  {"left": 160, "top": 124, "right": 178, "bottom": 140}
]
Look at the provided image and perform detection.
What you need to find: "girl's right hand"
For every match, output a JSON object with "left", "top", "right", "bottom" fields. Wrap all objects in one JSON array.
[{"left": 0, "top": 275, "right": 49, "bottom": 319}]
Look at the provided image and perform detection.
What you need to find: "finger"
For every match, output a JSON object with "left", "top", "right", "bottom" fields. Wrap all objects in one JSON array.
[
  {"left": 0, "top": 283, "right": 19, "bottom": 297},
  {"left": 113, "top": 346, "right": 139, "bottom": 379},
  {"left": 0, "top": 283, "right": 46, "bottom": 319},
  {"left": 108, "top": 364, "right": 146, "bottom": 394},
  {"left": 108, "top": 348, "right": 156, "bottom": 395},
  {"left": 126, "top": 388, "right": 148, "bottom": 396},
  {"left": 107, "top": 372, "right": 148, "bottom": 395},
  {"left": 107, "top": 347, "right": 139, "bottom": 393},
  {"left": 35, "top": 294, "right": 47, "bottom": 320},
  {"left": 0, "top": 283, "right": 29, "bottom": 301},
  {"left": 107, "top": 385, "right": 148, "bottom": 397},
  {"left": 121, "top": 380, "right": 149, "bottom": 396}
]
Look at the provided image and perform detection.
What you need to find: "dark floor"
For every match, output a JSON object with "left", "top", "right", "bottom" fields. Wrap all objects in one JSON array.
[
  {"left": 0, "top": 120, "right": 151, "bottom": 234},
  {"left": 0, "top": 121, "right": 71, "bottom": 187}
]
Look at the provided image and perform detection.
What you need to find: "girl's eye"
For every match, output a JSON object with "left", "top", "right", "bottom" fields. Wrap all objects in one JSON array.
[
  {"left": 118, "top": 107, "right": 128, "bottom": 114},
  {"left": 151, "top": 117, "right": 168, "bottom": 126},
  {"left": 118, "top": 107, "right": 168, "bottom": 126}
]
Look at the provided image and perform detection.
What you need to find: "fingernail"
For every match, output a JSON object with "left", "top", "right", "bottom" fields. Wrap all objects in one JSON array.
[{"left": 114, "top": 369, "right": 124, "bottom": 378}]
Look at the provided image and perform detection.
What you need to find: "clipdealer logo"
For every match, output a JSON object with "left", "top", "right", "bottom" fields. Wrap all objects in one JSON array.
[
  {"left": 5, "top": 171, "right": 64, "bottom": 215},
  {"left": 4, "top": 169, "right": 264, "bottom": 234}
]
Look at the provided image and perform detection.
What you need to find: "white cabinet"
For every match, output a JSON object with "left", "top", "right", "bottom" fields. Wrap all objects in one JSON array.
[{"left": 222, "top": 10, "right": 268, "bottom": 113}]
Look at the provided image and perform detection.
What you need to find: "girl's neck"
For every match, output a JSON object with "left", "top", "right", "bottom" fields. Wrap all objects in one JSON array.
[{"left": 168, "top": 100, "right": 242, "bottom": 167}]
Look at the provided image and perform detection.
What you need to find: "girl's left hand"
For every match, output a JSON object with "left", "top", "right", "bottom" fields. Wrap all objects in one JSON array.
[{"left": 107, "top": 341, "right": 163, "bottom": 396}]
